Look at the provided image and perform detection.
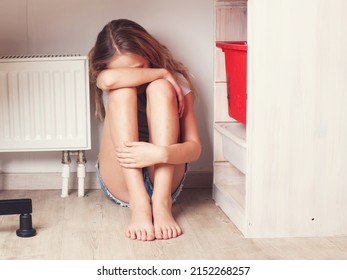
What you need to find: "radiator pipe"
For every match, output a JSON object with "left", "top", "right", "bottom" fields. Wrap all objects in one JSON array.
[
  {"left": 60, "top": 150, "right": 87, "bottom": 197},
  {"left": 77, "top": 150, "right": 87, "bottom": 197},
  {"left": 61, "top": 164, "right": 70, "bottom": 198},
  {"left": 61, "top": 151, "right": 71, "bottom": 198}
]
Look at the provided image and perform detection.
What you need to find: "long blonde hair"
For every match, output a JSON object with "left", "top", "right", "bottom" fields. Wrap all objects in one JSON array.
[{"left": 88, "top": 19, "right": 196, "bottom": 121}]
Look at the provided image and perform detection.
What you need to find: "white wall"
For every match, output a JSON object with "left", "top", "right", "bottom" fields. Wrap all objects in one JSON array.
[{"left": 0, "top": 0, "right": 214, "bottom": 174}]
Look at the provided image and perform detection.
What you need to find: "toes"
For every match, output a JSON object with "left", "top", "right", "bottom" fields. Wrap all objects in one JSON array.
[
  {"left": 171, "top": 227, "right": 178, "bottom": 238},
  {"left": 138, "top": 229, "right": 148, "bottom": 241},
  {"left": 126, "top": 228, "right": 137, "bottom": 240},
  {"left": 141, "top": 228, "right": 155, "bottom": 241},
  {"left": 167, "top": 227, "right": 174, "bottom": 239},
  {"left": 175, "top": 225, "right": 182, "bottom": 236},
  {"left": 127, "top": 224, "right": 181, "bottom": 241},
  {"left": 154, "top": 225, "right": 182, "bottom": 240},
  {"left": 127, "top": 228, "right": 155, "bottom": 241},
  {"left": 162, "top": 228, "right": 169, "bottom": 240},
  {"left": 147, "top": 233, "right": 155, "bottom": 241},
  {"left": 155, "top": 228, "right": 163, "bottom": 240},
  {"left": 166, "top": 227, "right": 181, "bottom": 239},
  {"left": 136, "top": 229, "right": 142, "bottom": 240}
]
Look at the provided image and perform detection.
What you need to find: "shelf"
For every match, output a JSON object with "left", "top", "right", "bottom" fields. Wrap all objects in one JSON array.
[
  {"left": 214, "top": 161, "right": 245, "bottom": 208},
  {"left": 214, "top": 122, "right": 246, "bottom": 174},
  {"left": 213, "top": 162, "right": 246, "bottom": 234}
]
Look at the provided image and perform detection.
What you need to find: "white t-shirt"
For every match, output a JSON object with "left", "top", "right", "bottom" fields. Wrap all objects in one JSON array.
[{"left": 103, "top": 73, "right": 191, "bottom": 142}]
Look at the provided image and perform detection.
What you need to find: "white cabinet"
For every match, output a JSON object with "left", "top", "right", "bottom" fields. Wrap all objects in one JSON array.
[{"left": 213, "top": 0, "right": 347, "bottom": 237}]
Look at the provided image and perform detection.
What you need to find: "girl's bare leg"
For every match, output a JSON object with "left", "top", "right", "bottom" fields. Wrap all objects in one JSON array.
[
  {"left": 98, "top": 88, "right": 154, "bottom": 241},
  {"left": 146, "top": 79, "right": 185, "bottom": 240}
]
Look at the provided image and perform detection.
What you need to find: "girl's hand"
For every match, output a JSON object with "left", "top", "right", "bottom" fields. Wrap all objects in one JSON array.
[{"left": 116, "top": 142, "right": 166, "bottom": 168}]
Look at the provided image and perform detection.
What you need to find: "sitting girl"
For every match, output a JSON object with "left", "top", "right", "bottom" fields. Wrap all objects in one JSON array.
[{"left": 89, "top": 19, "right": 201, "bottom": 241}]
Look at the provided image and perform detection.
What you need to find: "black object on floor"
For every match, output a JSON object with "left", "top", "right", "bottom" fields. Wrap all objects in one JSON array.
[{"left": 0, "top": 199, "right": 37, "bottom": 237}]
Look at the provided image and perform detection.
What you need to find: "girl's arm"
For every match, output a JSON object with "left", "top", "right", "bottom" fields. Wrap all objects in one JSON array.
[
  {"left": 97, "top": 67, "right": 184, "bottom": 114},
  {"left": 116, "top": 94, "right": 201, "bottom": 167},
  {"left": 163, "top": 94, "right": 201, "bottom": 164},
  {"left": 97, "top": 68, "right": 168, "bottom": 91}
]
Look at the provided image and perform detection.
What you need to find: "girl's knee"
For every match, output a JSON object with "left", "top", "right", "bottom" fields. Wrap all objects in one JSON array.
[{"left": 146, "top": 79, "right": 176, "bottom": 100}]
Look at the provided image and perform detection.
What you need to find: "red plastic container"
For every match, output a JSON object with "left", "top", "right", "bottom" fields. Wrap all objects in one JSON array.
[{"left": 216, "top": 41, "right": 247, "bottom": 125}]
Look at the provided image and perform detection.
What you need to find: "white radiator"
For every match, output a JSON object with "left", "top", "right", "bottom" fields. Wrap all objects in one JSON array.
[
  {"left": 0, "top": 55, "right": 91, "bottom": 197},
  {"left": 0, "top": 55, "right": 90, "bottom": 151}
]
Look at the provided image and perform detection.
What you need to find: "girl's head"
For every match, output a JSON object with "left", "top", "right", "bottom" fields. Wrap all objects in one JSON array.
[{"left": 89, "top": 19, "right": 194, "bottom": 121}]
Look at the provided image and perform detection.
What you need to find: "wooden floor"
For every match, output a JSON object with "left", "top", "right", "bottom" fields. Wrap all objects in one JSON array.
[{"left": 0, "top": 188, "right": 347, "bottom": 260}]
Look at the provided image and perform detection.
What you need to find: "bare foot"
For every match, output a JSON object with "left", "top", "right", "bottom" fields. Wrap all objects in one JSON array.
[
  {"left": 126, "top": 200, "right": 155, "bottom": 241},
  {"left": 152, "top": 200, "right": 182, "bottom": 240}
]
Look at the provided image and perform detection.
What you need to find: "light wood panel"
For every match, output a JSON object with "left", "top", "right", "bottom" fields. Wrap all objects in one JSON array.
[{"left": 246, "top": 0, "right": 347, "bottom": 237}]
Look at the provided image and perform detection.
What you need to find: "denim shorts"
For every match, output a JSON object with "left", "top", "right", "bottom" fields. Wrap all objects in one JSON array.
[{"left": 95, "top": 161, "right": 188, "bottom": 208}]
